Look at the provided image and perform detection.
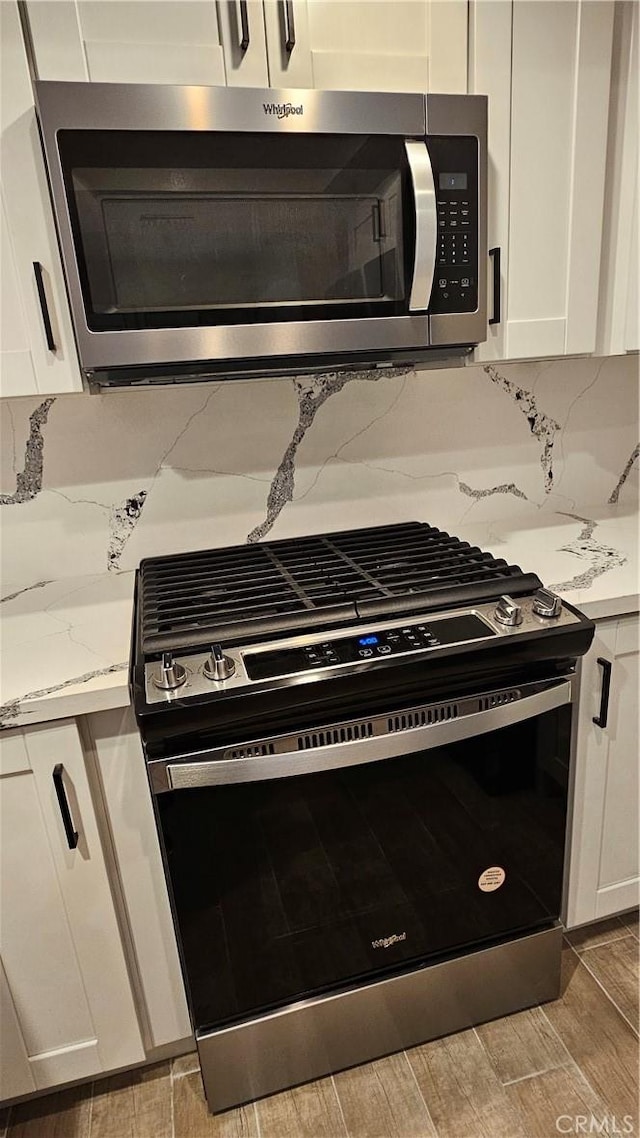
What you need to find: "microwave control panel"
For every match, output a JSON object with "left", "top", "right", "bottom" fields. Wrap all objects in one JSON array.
[{"left": 427, "top": 136, "right": 479, "bottom": 316}]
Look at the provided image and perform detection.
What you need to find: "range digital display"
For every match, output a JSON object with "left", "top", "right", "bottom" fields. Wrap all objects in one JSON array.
[{"left": 358, "top": 635, "right": 379, "bottom": 646}]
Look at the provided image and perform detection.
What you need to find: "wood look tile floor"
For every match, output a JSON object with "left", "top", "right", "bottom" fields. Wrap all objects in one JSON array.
[{"left": 4, "top": 916, "right": 638, "bottom": 1138}]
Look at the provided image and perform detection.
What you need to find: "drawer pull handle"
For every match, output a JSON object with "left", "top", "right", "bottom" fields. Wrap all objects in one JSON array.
[
  {"left": 283, "top": 0, "right": 296, "bottom": 53},
  {"left": 592, "top": 657, "right": 612, "bottom": 729},
  {"left": 53, "top": 764, "right": 79, "bottom": 849},
  {"left": 488, "top": 246, "right": 501, "bottom": 325},
  {"left": 33, "top": 262, "right": 56, "bottom": 351},
  {"left": 238, "top": 0, "right": 250, "bottom": 51}
]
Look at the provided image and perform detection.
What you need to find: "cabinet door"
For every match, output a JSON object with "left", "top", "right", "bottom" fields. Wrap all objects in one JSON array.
[
  {"left": 263, "top": 0, "right": 467, "bottom": 93},
  {"left": 218, "top": 0, "right": 270, "bottom": 86},
  {"left": 468, "top": 0, "right": 511, "bottom": 360},
  {"left": 0, "top": 721, "right": 144, "bottom": 1095},
  {"left": 87, "top": 709, "right": 192, "bottom": 1051},
  {"left": 0, "top": 1, "right": 81, "bottom": 397},
  {"left": 27, "top": 1, "right": 227, "bottom": 84},
  {"left": 596, "top": 0, "right": 639, "bottom": 356},
  {"left": 472, "top": 0, "right": 614, "bottom": 362},
  {"left": 566, "top": 615, "right": 640, "bottom": 928},
  {"left": 507, "top": 0, "right": 614, "bottom": 359}
]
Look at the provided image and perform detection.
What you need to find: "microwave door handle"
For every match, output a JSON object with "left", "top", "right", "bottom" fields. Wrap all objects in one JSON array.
[
  {"left": 162, "top": 679, "right": 572, "bottom": 790},
  {"left": 405, "top": 140, "right": 437, "bottom": 312}
]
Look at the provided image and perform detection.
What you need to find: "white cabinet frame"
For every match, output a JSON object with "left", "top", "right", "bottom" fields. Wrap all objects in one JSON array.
[{"left": 566, "top": 615, "right": 640, "bottom": 929}]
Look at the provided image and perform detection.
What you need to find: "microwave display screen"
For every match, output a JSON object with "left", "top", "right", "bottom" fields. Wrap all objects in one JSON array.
[{"left": 439, "top": 172, "right": 468, "bottom": 191}]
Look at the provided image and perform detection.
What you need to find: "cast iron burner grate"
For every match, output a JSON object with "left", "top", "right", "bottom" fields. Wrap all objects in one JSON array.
[{"left": 138, "top": 522, "right": 542, "bottom": 654}]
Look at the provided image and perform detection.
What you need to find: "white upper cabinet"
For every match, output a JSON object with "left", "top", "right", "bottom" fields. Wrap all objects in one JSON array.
[
  {"left": 0, "top": 1, "right": 81, "bottom": 396},
  {"left": 217, "top": 1, "right": 270, "bottom": 87},
  {"left": 27, "top": 0, "right": 467, "bottom": 94},
  {"left": 596, "top": 1, "right": 639, "bottom": 356},
  {"left": 27, "top": 1, "right": 227, "bottom": 84},
  {"left": 471, "top": 0, "right": 615, "bottom": 362},
  {"left": 0, "top": 720, "right": 144, "bottom": 1099},
  {"left": 263, "top": 0, "right": 467, "bottom": 93}
]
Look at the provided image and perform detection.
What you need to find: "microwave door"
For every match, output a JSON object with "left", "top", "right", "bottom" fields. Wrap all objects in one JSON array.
[{"left": 404, "top": 141, "right": 437, "bottom": 313}]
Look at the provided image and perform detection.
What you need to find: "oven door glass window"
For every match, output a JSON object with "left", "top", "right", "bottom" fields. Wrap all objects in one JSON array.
[
  {"left": 158, "top": 704, "right": 571, "bottom": 1034},
  {"left": 57, "top": 131, "right": 414, "bottom": 331}
]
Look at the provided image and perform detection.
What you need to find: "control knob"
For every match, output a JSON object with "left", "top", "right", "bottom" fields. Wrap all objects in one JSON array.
[
  {"left": 494, "top": 595, "right": 523, "bottom": 627},
  {"left": 152, "top": 651, "right": 187, "bottom": 691},
  {"left": 203, "top": 643, "right": 236, "bottom": 682},
  {"left": 532, "top": 588, "right": 562, "bottom": 619}
]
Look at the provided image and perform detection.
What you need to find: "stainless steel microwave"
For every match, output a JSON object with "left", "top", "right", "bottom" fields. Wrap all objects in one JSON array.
[{"left": 35, "top": 82, "right": 487, "bottom": 388}]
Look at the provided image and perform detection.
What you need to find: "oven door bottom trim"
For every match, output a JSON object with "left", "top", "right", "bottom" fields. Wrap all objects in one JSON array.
[{"left": 196, "top": 922, "right": 562, "bottom": 1113}]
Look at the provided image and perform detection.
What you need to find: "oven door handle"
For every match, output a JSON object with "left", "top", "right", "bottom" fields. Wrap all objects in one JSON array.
[
  {"left": 405, "top": 140, "right": 436, "bottom": 313},
  {"left": 161, "top": 680, "right": 572, "bottom": 791}
]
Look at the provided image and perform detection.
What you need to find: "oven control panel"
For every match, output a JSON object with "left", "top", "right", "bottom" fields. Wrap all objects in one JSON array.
[
  {"left": 244, "top": 613, "right": 494, "bottom": 682},
  {"left": 143, "top": 597, "right": 582, "bottom": 704}
]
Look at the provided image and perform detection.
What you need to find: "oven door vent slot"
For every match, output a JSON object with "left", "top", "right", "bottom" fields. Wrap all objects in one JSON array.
[
  {"left": 478, "top": 689, "right": 520, "bottom": 712},
  {"left": 226, "top": 743, "right": 276, "bottom": 759},
  {"left": 297, "top": 722, "right": 375, "bottom": 750},
  {"left": 388, "top": 703, "right": 459, "bottom": 732}
]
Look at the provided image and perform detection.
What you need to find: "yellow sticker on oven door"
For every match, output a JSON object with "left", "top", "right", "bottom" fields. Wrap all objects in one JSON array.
[{"left": 478, "top": 866, "right": 506, "bottom": 892}]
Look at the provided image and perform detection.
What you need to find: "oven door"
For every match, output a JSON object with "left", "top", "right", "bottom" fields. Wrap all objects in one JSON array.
[{"left": 153, "top": 676, "right": 573, "bottom": 1036}]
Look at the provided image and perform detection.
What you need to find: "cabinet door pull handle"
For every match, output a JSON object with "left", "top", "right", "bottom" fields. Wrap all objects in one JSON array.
[
  {"left": 53, "top": 764, "right": 79, "bottom": 849},
  {"left": 488, "top": 247, "right": 501, "bottom": 325},
  {"left": 592, "top": 657, "right": 612, "bottom": 729},
  {"left": 283, "top": 0, "right": 296, "bottom": 53},
  {"left": 237, "top": 0, "right": 250, "bottom": 51},
  {"left": 33, "top": 262, "right": 56, "bottom": 352}
]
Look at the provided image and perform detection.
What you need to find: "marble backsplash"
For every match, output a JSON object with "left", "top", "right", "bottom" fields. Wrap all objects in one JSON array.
[{"left": 1, "top": 354, "right": 638, "bottom": 598}]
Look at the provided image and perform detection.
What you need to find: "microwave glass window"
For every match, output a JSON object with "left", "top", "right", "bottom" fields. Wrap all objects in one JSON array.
[{"left": 58, "top": 131, "right": 414, "bottom": 331}]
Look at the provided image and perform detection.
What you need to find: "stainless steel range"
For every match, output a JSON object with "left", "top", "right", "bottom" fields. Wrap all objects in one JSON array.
[{"left": 130, "top": 521, "right": 594, "bottom": 1113}]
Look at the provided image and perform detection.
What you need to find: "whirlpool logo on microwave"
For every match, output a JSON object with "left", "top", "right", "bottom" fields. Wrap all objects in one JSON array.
[
  {"left": 371, "top": 932, "right": 407, "bottom": 950},
  {"left": 263, "top": 102, "right": 304, "bottom": 118}
]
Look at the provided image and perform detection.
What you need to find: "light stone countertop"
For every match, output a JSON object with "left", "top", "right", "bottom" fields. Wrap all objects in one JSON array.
[{"left": 1, "top": 506, "right": 637, "bottom": 731}]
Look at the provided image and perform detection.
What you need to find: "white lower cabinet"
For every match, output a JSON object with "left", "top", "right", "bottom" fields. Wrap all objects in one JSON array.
[
  {"left": 0, "top": 720, "right": 144, "bottom": 1102},
  {"left": 85, "top": 708, "right": 192, "bottom": 1051},
  {"left": 566, "top": 614, "right": 640, "bottom": 928}
]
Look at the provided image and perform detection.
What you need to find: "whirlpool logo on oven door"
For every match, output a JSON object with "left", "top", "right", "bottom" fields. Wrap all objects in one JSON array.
[
  {"left": 371, "top": 932, "right": 407, "bottom": 950},
  {"left": 263, "top": 102, "right": 303, "bottom": 119}
]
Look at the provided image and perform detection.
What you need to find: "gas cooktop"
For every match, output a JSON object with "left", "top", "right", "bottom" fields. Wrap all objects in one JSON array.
[
  {"left": 137, "top": 520, "right": 543, "bottom": 655},
  {"left": 131, "top": 522, "right": 594, "bottom": 732}
]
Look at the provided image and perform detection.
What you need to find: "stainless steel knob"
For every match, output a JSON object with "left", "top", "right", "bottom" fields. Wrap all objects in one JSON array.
[
  {"left": 152, "top": 651, "right": 187, "bottom": 690},
  {"left": 203, "top": 643, "right": 236, "bottom": 682},
  {"left": 532, "top": 588, "right": 562, "bottom": 619},
  {"left": 494, "top": 595, "right": 523, "bottom": 627}
]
